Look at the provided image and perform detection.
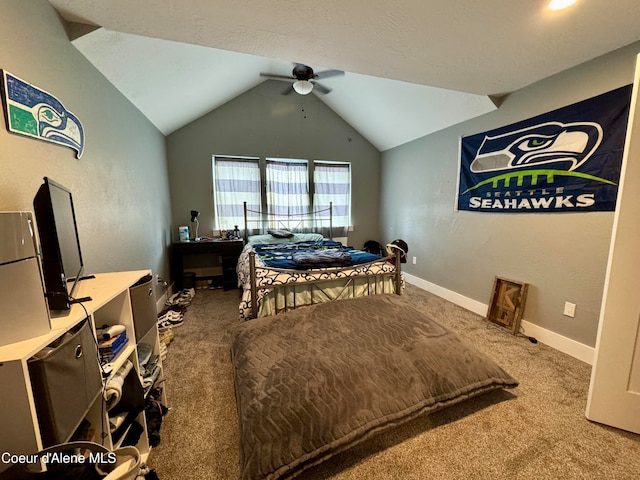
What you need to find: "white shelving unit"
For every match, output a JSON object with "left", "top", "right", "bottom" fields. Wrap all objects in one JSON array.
[{"left": 0, "top": 270, "right": 165, "bottom": 471}]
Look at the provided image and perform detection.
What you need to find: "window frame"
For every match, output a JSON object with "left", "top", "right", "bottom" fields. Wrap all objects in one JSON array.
[{"left": 212, "top": 155, "right": 352, "bottom": 231}]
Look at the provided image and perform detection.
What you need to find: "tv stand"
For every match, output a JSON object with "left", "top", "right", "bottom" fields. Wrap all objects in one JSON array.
[{"left": 0, "top": 270, "right": 166, "bottom": 471}]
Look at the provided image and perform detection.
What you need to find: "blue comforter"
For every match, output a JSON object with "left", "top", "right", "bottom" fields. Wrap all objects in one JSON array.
[{"left": 252, "top": 240, "right": 383, "bottom": 270}]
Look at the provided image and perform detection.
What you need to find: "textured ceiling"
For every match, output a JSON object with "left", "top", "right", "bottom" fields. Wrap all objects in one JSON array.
[{"left": 49, "top": 0, "right": 640, "bottom": 151}]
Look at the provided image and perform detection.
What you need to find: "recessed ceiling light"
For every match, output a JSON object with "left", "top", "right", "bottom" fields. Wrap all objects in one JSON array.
[{"left": 548, "top": 0, "right": 578, "bottom": 10}]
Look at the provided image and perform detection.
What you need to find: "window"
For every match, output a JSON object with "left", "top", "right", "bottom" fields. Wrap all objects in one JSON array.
[
  {"left": 266, "top": 158, "right": 310, "bottom": 218},
  {"left": 213, "top": 156, "right": 351, "bottom": 235},
  {"left": 313, "top": 161, "right": 351, "bottom": 229},
  {"left": 212, "top": 156, "right": 260, "bottom": 230}
]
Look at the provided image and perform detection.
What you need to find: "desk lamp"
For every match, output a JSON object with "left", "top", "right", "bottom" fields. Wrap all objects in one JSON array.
[{"left": 190, "top": 210, "right": 199, "bottom": 240}]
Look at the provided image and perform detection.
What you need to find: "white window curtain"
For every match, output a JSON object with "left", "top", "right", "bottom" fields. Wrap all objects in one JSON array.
[
  {"left": 266, "top": 159, "right": 310, "bottom": 229},
  {"left": 313, "top": 161, "right": 351, "bottom": 237},
  {"left": 212, "top": 156, "right": 261, "bottom": 232}
]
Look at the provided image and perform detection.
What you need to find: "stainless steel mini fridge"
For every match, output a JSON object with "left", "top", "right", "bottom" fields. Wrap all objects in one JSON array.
[{"left": 0, "top": 211, "right": 51, "bottom": 346}]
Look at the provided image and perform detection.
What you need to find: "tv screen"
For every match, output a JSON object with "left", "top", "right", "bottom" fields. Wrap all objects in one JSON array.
[{"left": 33, "top": 177, "right": 85, "bottom": 311}]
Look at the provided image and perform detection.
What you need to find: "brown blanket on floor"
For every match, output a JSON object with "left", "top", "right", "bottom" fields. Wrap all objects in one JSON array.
[{"left": 231, "top": 294, "right": 518, "bottom": 480}]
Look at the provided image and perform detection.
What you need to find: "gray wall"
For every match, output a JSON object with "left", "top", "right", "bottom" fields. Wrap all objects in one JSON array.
[
  {"left": 0, "top": 1, "right": 172, "bottom": 294},
  {"left": 166, "top": 80, "right": 381, "bottom": 250},
  {"left": 381, "top": 42, "right": 640, "bottom": 348}
]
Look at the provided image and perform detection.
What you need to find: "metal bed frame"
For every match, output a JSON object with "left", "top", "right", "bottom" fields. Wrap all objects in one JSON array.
[
  {"left": 243, "top": 201, "right": 333, "bottom": 242},
  {"left": 247, "top": 249, "right": 403, "bottom": 318},
  {"left": 240, "top": 201, "right": 403, "bottom": 319}
]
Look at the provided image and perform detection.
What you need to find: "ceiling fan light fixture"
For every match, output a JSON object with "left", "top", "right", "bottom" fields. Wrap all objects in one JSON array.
[
  {"left": 293, "top": 80, "right": 313, "bottom": 95},
  {"left": 548, "top": 0, "right": 577, "bottom": 10}
]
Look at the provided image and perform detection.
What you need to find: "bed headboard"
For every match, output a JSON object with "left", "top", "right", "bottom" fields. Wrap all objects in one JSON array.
[{"left": 243, "top": 201, "right": 333, "bottom": 242}]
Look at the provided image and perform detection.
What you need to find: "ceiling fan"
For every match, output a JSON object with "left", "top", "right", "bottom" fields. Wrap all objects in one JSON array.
[{"left": 260, "top": 64, "right": 345, "bottom": 95}]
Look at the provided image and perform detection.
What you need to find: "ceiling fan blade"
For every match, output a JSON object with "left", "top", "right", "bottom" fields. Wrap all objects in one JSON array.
[
  {"left": 311, "top": 81, "right": 331, "bottom": 94},
  {"left": 314, "top": 69, "right": 344, "bottom": 79},
  {"left": 260, "top": 72, "right": 295, "bottom": 81}
]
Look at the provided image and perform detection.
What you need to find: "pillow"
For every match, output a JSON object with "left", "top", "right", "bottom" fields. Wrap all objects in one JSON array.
[
  {"left": 267, "top": 229, "right": 294, "bottom": 238},
  {"left": 247, "top": 234, "right": 295, "bottom": 245},
  {"left": 291, "top": 233, "right": 324, "bottom": 243},
  {"left": 247, "top": 233, "right": 325, "bottom": 245}
]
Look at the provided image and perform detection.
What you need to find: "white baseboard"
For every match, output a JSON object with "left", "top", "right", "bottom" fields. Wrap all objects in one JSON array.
[
  {"left": 156, "top": 295, "right": 166, "bottom": 313},
  {"left": 403, "top": 273, "right": 488, "bottom": 316},
  {"left": 155, "top": 283, "right": 172, "bottom": 312},
  {"left": 404, "top": 273, "right": 594, "bottom": 365},
  {"left": 518, "top": 320, "right": 594, "bottom": 365}
]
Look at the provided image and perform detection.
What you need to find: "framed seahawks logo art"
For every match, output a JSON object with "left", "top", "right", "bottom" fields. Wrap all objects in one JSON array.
[
  {"left": 1, "top": 70, "right": 85, "bottom": 158},
  {"left": 457, "top": 85, "right": 632, "bottom": 213}
]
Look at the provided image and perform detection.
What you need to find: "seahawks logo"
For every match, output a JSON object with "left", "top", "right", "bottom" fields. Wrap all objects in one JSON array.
[
  {"left": 470, "top": 121, "right": 603, "bottom": 174},
  {"left": 462, "top": 121, "right": 617, "bottom": 194},
  {"left": 2, "top": 71, "right": 84, "bottom": 158}
]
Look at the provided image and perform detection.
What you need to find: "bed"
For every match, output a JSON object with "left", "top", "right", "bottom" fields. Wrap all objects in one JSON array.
[
  {"left": 231, "top": 294, "right": 519, "bottom": 480},
  {"left": 237, "top": 203, "right": 403, "bottom": 320}
]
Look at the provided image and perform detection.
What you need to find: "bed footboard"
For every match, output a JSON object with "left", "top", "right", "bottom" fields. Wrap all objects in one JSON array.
[{"left": 248, "top": 249, "right": 403, "bottom": 319}]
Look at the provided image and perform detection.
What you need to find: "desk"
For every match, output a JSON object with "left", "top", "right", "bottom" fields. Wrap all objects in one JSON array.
[{"left": 171, "top": 239, "right": 244, "bottom": 291}]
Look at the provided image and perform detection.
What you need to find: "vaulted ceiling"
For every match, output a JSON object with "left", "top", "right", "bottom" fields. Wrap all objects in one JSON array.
[{"left": 48, "top": 0, "right": 640, "bottom": 151}]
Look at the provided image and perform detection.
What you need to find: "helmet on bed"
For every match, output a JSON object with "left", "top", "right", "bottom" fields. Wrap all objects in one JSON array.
[{"left": 386, "top": 239, "right": 408, "bottom": 263}]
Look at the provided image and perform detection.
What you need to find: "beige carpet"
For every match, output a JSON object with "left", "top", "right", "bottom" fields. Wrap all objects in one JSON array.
[{"left": 149, "top": 285, "right": 640, "bottom": 479}]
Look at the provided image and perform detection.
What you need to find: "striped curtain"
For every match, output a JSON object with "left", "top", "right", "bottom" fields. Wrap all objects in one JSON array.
[
  {"left": 212, "top": 156, "right": 261, "bottom": 231},
  {"left": 313, "top": 161, "right": 350, "bottom": 237},
  {"left": 266, "top": 159, "right": 310, "bottom": 229}
]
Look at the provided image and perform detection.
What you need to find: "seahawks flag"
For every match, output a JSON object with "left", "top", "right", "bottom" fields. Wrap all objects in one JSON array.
[{"left": 457, "top": 85, "right": 632, "bottom": 213}]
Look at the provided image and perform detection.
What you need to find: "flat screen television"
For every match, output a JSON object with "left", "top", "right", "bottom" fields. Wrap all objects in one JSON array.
[{"left": 33, "top": 177, "right": 85, "bottom": 311}]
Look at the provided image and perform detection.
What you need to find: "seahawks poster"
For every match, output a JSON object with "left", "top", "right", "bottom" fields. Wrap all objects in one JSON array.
[{"left": 457, "top": 85, "right": 632, "bottom": 213}]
